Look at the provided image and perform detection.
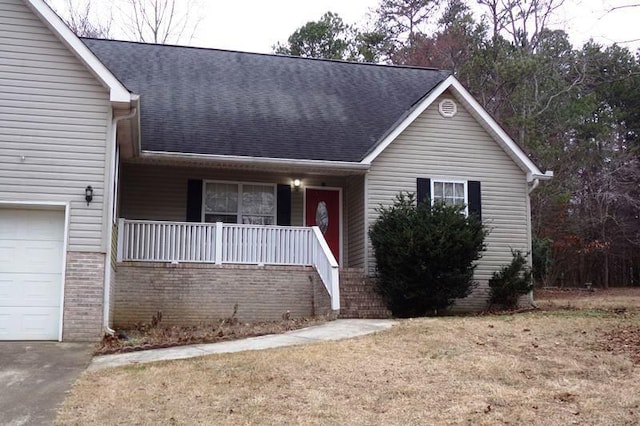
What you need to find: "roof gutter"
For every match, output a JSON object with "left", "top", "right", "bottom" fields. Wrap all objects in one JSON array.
[
  {"left": 139, "top": 150, "right": 371, "bottom": 172},
  {"left": 527, "top": 171, "right": 553, "bottom": 194}
]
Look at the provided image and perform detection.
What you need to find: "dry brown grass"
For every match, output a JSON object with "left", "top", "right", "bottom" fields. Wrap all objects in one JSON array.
[
  {"left": 57, "top": 290, "right": 640, "bottom": 425},
  {"left": 535, "top": 287, "right": 640, "bottom": 311}
]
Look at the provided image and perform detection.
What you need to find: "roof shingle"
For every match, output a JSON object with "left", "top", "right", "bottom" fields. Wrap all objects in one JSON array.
[{"left": 83, "top": 39, "right": 450, "bottom": 162}]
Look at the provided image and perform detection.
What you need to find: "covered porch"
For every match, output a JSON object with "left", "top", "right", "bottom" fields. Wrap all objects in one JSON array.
[{"left": 111, "top": 160, "right": 369, "bottom": 325}]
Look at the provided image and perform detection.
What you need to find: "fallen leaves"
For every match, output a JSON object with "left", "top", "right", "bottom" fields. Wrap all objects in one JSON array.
[{"left": 596, "top": 325, "right": 640, "bottom": 364}]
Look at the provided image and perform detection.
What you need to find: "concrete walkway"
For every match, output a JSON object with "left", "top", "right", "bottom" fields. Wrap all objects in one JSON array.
[{"left": 89, "top": 319, "right": 395, "bottom": 371}]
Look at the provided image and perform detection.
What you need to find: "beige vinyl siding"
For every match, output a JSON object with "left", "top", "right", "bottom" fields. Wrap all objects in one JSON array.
[
  {"left": 346, "top": 174, "right": 365, "bottom": 268},
  {"left": 0, "top": 0, "right": 111, "bottom": 252},
  {"left": 367, "top": 91, "right": 530, "bottom": 311},
  {"left": 120, "top": 163, "right": 351, "bottom": 260}
]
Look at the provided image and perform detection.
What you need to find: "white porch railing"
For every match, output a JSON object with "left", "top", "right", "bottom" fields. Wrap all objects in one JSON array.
[{"left": 117, "top": 219, "right": 340, "bottom": 310}]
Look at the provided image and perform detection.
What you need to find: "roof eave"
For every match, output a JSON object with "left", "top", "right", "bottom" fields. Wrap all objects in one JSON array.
[
  {"left": 24, "top": 0, "right": 132, "bottom": 104},
  {"left": 139, "top": 150, "right": 370, "bottom": 175},
  {"left": 361, "top": 75, "right": 552, "bottom": 179}
]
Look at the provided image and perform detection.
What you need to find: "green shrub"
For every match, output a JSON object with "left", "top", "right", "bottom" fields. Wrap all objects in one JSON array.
[
  {"left": 532, "top": 236, "right": 553, "bottom": 286},
  {"left": 488, "top": 249, "right": 533, "bottom": 308},
  {"left": 369, "top": 192, "right": 487, "bottom": 317}
]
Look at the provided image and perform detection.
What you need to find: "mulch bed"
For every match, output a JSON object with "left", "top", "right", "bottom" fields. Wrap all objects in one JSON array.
[{"left": 95, "top": 316, "right": 326, "bottom": 356}]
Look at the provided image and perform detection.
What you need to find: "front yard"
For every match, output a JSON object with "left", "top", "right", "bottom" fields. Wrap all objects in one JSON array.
[{"left": 57, "top": 288, "right": 640, "bottom": 425}]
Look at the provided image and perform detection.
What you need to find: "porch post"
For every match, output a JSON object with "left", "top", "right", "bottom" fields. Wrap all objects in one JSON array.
[
  {"left": 331, "top": 266, "right": 340, "bottom": 311},
  {"left": 116, "top": 218, "right": 124, "bottom": 262},
  {"left": 215, "top": 221, "right": 223, "bottom": 264}
]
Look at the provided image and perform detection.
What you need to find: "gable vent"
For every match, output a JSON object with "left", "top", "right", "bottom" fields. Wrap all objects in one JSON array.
[{"left": 438, "top": 99, "right": 458, "bottom": 118}]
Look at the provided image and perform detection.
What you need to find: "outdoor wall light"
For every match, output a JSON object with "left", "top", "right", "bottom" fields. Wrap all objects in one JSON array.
[
  {"left": 293, "top": 179, "right": 301, "bottom": 190},
  {"left": 85, "top": 185, "right": 94, "bottom": 205}
]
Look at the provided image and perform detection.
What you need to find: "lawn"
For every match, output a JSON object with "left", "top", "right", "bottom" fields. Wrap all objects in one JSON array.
[{"left": 57, "top": 288, "right": 640, "bottom": 425}]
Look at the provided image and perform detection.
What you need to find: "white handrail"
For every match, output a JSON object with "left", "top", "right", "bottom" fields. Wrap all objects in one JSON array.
[
  {"left": 117, "top": 219, "right": 340, "bottom": 310},
  {"left": 310, "top": 226, "right": 340, "bottom": 310}
]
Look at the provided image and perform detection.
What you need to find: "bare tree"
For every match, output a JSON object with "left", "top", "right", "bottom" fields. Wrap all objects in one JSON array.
[
  {"left": 45, "top": 0, "right": 112, "bottom": 38},
  {"left": 122, "top": 0, "right": 203, "bottom": 44},
  {"left": 476, "top": 0, "right": 565, "bottom": 53},
  {"left": 45, "top": 0, "right": 203, "bottom": 44}
]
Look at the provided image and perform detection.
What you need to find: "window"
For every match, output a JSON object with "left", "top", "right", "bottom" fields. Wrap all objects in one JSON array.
[
  {"left": 432, "top": 180, "right": 467, "bottom": 214},
  {"left": 203, "top": 181, "right": 276, "bottom": 225}
]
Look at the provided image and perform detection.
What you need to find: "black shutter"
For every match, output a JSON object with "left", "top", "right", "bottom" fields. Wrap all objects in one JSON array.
[
  {"left": 417, "top": 178, "right": 431, "bottom": 205},
  {"left": 468, "top": 180, "right": 482, "bottom": 221},
  {"left": 186, "top": 179, "right": 203, "bottom": 222},
  {"left": 277, "top": 184, "right": 291, "bottom": 226}
]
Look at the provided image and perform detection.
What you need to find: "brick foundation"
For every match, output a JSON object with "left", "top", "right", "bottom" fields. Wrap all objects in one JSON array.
[
  {"left": 63, "top": 252, "right": 105, "bottom": 341},
  {"left": 113, "top": 262, "right": 333, "bottom": 327}
]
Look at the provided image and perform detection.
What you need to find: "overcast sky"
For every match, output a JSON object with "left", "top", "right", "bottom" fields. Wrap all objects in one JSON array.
[
  {"left": 49, "top": 0, "right": 640, "bottom": 53},
  {"left": 197, "top": 0, "right": 640, "bottom": 53}
]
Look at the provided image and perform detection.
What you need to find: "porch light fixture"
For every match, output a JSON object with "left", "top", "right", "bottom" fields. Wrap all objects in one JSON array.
[
  {"left": 293, "top": 179, "right": 301, "bottom": 191},
  {"left": 85, "top": 185, "right": 94, "bottom": 205}
]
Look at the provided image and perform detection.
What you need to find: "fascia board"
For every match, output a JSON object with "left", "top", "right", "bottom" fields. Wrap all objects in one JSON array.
[{"left": 141, "top": 150, "right": 371, "bottom": 172}]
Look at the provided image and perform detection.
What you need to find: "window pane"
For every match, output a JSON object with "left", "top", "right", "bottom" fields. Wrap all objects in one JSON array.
[
  {"left": 454, "top": 183, "right": 464, "bottom": 198},
  {"left": 242, "top": 185, "right": 274, "bottom": 215},
  {"left": 445, "top": 183, "right": 454, "bottom": 197},
  {"left": 205, "top": 183, "right": 238, "bottom": 214},
  {"left": 434, "top": 182, "right": 443, "bottom": 198}
]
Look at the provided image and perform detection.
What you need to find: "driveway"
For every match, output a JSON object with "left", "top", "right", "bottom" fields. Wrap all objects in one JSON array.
[{"left": 0, "top": 342, "right": 93, "bottom": 426}]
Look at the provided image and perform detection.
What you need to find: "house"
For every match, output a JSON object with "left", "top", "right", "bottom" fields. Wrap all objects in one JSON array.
[{"left": 0, "top": 0, "right": 552, "bottom": 341}]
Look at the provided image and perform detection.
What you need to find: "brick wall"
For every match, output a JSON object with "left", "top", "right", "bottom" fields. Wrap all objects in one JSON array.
[
  {"left": 63, "top": 252, "right": 105, "bottom": 341},
  {"left": 113, "top": 263, "right": 333, "bottom": 327},
  {"left": 340, "top": 268, "right": 391, "bottom": 319}
]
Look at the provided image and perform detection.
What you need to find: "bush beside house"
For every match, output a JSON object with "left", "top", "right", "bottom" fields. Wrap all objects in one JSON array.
[{"left": 369, "top": 192, "right": 487, "bottom": 317}]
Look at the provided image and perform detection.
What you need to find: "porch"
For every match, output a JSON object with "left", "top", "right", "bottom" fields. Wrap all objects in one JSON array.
[
  {"left": 116, "top": 219, "right": 340, "bottom": 311},
  {"left": 110, "top": 162, "right": 369, "bottom": 326},
  {"left": 113, "top": 218, "right": 390, "bottom": 325}
]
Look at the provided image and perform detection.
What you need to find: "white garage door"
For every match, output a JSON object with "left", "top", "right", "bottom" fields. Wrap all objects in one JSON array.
[{"left": 0, "top": 208, "right": 64, "bottom": 340}]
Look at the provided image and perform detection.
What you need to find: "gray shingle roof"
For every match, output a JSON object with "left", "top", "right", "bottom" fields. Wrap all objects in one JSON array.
[{"left": 83, "top": 39, "right": 450, "bottom": 162}]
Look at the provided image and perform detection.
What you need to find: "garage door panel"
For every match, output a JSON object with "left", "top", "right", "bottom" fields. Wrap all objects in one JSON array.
[
  {"left": 0, "top": 307, "right": 59, "bottom": 340},
  {"left": 0, "top": 243, "right": 16, "bottom": 269},
  {"left": 1, "top": 241, "right": 63, "bottom": 274},
  {"left": 0, "top": 208, "right": 64, "bottom": 341},
  {"left": 0, "top": 210, "right": 64, "bottom": 241},
  {"left": 0, "top": 273, "right": 62, "bottom": 307},
  {"left": 0, "top": 217, "right": 19, "bottom": 239},
  {"left": 22, "top": 241, "right": 64, "bottom": 273}
]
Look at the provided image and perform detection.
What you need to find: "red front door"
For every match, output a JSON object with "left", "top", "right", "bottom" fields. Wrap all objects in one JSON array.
[{"left": 305, "top": 188, "right": 340, "bottom": 263}]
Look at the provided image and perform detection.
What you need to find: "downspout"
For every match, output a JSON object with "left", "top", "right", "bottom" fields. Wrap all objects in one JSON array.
[
  {"left": 103, "top": 106, "right": 138, "bottom": 335},
  {"left": 526, "top": 171, "right": 553, "bottom": 307},
  {"left": 527, "top": 178, "right": 539, "bottom": 307}
]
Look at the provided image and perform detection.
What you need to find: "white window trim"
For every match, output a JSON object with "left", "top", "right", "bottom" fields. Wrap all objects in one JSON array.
[
  {"left": 201, "top": 180, "right": 277, "bottom": 224},
  {"left": 430, "top": 178, "right": 468, "bottom": 216}
]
